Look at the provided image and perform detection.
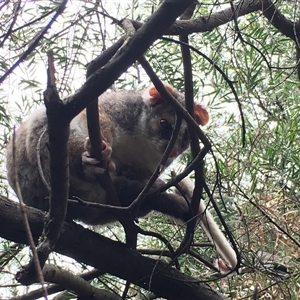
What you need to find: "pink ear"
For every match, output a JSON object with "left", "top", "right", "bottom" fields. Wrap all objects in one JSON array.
[
  {"left": 148, "top": 86, "right": 163, "bottom": 104},
  {"left": 194, "top": 104, "right": 209, "bottom": 126},
  {"left": 142, "top": 84, "right": 174, "bottom": 106}
]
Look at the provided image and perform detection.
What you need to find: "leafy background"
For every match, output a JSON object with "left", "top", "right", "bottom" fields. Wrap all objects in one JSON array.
[{"left": 1, "top": 0, "right": 300, "bottom": 299}]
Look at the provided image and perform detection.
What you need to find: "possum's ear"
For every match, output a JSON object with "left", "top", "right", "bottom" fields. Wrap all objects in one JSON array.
[
  {"left": 194, "top": 104, "right": 209, "bottom": 126},
  {"left": 142, "top": 84, "right": 175, "bottom": 106},
  {"left": 142, "top": 84, "right": 209, "bottom": 126}
]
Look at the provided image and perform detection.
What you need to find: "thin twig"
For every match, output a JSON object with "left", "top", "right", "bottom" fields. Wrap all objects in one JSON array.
[
  {"left": 0, "top": 0, "right": 21, "bottom": 48},
  {"left": 0, "top": 7, "right": 56, "bottom": 40},
  {"left": 162, "top": 37, "right": 246, "bottom": 147},
  {"left": 137, "top": 228, "right": 179, "bottom": 269},
  {"left": 177, "top": 15, "right": 202, "bottom": 254},
  {"left": 11, "top": 127, "right": 48, "bottom": 299},
  {"left": 0, "top": 0, "right": 67, "bottom": 84}
]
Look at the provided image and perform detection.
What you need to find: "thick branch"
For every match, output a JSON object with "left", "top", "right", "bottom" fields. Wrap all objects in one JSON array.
[
  {"left": 130, "top": 0, "right": 265, "bottom": 35},
  {"left": 130, "top": 0, "right": 300, "bottom": 42},
  {"left": 0, "top": 196, "right": 225, "bottom": 300},
  {"left": 44, "top": 50, "right": 69, "bottom": 248}
]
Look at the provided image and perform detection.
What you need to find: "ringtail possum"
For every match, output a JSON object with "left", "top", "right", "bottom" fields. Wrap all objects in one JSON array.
[
  {"left": 6, "top": 84, "right": 208, "bottom": 224},
  {"left": 6, "top": 84, "right": 237, "bottom": 272}
]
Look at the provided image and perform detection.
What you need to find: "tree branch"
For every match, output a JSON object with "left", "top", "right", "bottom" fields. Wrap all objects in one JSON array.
[
  {"left": 0, "top": 196, "right": 225, "bottom": 300},
  {"left": 130, "top": 0, "right": 265, "bottom": 35},
  {"left": 85, "top": 28, "right": 139, "bottom": 249},
  {"left": 261, "top": 0, "right": 300, "bottom": 42},
  {"left": 10, "top": 269, "right": 105, "bottom": 300},
  {"left": 11, "top": 128, "right": 47, "bottom": 295},
  {"left": 17, "top": 49, "right": 70, "bottom": 285},
  {"left": 42, "top": 264, "right": 121, "bottom": 300},
  {"left": 177, "top": 6, "right": 201, "bottom": 255}
]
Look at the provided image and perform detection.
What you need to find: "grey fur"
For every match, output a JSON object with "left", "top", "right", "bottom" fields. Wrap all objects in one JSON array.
[{"left": 6, "top": 86, "right": 203, "bottom": 225}]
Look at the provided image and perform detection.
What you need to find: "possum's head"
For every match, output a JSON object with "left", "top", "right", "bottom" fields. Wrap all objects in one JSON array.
[{"left": 141, "top": 84, "right": 209, "bottom": 167}]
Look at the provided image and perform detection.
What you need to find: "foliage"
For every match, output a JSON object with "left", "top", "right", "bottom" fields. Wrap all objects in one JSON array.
[{"left": 1, "top": 0, "right": 300, "bottom": 299}]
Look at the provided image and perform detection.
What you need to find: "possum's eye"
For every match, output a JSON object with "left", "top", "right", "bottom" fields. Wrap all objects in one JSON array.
[{"left": 160, "top": 119, "right": 173, "bottom": 131}]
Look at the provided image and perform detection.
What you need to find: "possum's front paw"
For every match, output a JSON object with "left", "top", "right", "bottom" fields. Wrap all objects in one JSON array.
[{"left": 82, "top": 137, "right": 115, "bottom": 174}]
